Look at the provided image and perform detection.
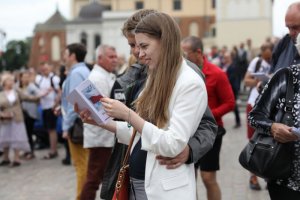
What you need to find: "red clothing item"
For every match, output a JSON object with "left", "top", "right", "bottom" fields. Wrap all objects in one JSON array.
[{"left": 202, "top": 57, "right": 235, "bottom": 126}]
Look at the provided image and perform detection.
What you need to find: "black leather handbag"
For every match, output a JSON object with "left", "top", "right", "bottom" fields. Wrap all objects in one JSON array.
[
  {"left": 69, "top": 118, "right": 84, "bottom": 144},
  {"left": 239, "top": 68, "right": 294, "bottom": 179}
]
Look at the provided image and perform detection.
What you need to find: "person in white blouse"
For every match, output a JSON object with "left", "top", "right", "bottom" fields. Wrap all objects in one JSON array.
[{"left": 79, "top": 12, "right": 207, "bottom": 200}]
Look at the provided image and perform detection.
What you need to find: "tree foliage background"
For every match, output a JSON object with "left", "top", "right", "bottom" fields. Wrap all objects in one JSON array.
[{"left": 0, "top": 38, "right": 31, "bottom": 72}]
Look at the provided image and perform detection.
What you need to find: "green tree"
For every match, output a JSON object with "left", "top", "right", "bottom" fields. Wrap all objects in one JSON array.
[{"left": 0, "top": 39, "right": 30, "bottom": 72}]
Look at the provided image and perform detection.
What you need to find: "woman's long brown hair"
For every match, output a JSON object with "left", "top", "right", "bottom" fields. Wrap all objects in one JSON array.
[{"left": 135, "top": 12, "right": 182, "bottom": 128}]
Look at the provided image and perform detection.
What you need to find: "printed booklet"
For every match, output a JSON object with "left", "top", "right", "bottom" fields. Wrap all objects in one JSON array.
[
  {"left": 251, "top": 72, "right": 270, "bottom": 82},
  {"left": 67, "top": 79, "right": 111, "bottom": 124}
]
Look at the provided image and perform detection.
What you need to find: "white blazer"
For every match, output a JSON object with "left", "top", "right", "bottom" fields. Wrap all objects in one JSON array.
[{"left": 116, "top": 59, "right": 207, "bottom": 200}]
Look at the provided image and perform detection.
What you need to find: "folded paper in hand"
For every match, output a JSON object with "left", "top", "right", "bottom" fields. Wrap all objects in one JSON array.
[
  {"left": 67, "top": 79, "right": 111, "bottom": 124},
  {"left": 251, "top": 72, "right": 270, "bottom": 82}
]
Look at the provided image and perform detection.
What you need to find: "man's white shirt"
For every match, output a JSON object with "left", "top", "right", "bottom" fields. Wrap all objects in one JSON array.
[
  {"left": 83, "top": 64, "right": 116, "bottom": 148},
  {"left": 35, "top": 73, "right": 60, "bottom": 109}
]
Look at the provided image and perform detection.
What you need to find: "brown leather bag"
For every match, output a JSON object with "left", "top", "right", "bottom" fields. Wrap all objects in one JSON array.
[{"left": 112, "top": 129, "right": 137, "bottom": 200}]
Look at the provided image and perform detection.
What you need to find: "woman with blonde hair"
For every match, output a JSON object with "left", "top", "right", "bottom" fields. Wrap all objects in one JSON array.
[
  {"left": 0, "top": 73, "right": 41, "bottom": 166},
  {"left": 80, "top": 12, "right": 207, "bottom": 200}
]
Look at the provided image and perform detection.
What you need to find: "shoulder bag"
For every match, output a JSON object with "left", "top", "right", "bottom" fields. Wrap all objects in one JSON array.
[
  {"left": 239, "top": 68, "right": 294, "bottom": 179},
  {"left": 112, "top": 129, "right": 137, "bottom": 200},
  {"left": 69, "top": 118, "right": 84, "bottom": 144}
]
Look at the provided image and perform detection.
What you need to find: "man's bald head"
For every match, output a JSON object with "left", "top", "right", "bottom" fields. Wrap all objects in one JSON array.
[{"left": 285, "top": 2, "right": 300, "bottom": 42}]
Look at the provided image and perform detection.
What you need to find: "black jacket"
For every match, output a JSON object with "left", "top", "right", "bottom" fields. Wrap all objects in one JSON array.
[
  {"left": 249, "top": 67, "right": 292, "bottom": 133},
  {"left": 248, "top": 66, "right": 300, "bottom": 191}
]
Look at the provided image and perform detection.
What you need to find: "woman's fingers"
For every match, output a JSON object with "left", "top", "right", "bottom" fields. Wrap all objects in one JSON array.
[
  {"left": 272, "top": 124, "right": 299, "bottom": 142},
  {"left": 74, "top": 103, "right": 79, "bottom": 113},
  {"left": 83, "top": 110, "right": 91, "bottom": 119},
  {"left": 74, "top": 103, "right": 91, "bottom": 119},
  {"left": 83, "top": 117, "right": 96, "bottom": 125},
  {"left": 102, "top": 101, "right": 111, "bottom": 109},
  {"left": 101, "top": 98, "right": 113, "bottom": 110},
  {"left": 101, "top": 97, "right": 111, "bottom": 104},
  {"left": 78, "top": 109, "right": 90, "bottom": 121},
  {"left": 101, "top": 97, "right": 128, "bottom": 120}
]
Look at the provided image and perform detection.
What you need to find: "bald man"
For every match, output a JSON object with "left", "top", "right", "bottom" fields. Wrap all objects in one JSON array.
[{"left": 270, "top": 2, "right": 300, "bottom": 73}]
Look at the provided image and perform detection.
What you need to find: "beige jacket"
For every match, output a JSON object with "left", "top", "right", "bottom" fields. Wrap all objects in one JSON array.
[{"left": 0, "top": 89, "right": 38, "bottom": 123}]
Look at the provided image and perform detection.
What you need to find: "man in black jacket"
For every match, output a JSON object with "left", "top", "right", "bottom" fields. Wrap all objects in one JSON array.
[{"left": 270, "top": 2, "right": 300, "bottom": 73}]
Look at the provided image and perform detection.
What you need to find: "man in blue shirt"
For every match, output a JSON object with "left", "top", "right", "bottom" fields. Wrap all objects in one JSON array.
[{"left": 61, "top": 43, "right": 90, "bottom": 200}]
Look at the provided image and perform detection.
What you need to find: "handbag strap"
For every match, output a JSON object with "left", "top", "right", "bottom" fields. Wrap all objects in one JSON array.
[
  {"left": 282, "top": 68, "right": 294, "bottom": 126},
  {"left": 122, "top": 128, "right": 137, "bottom": 166}
]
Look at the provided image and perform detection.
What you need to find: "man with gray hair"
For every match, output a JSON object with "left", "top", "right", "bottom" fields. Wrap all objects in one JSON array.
[{"left": 80, "top": 44, "right": 118, "bottom": 200}]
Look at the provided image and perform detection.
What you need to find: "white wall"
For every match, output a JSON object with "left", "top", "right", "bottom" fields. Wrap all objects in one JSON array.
[
  {"left": 216, "top": 0, "right": 272, "bottom": 48},
  {"left": 216, "top": 20, "right": 272, "bottom": 48},
  {"left": 102, "top": 11, "right": 133, "bottom": 60},
  {"left": 66, "top": 23, "right": 102, "bottom": 63}
]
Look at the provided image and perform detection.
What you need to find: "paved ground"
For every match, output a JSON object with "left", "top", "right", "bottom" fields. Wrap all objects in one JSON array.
[
  {"left": 0, "top": 112, "right": 270, "bottom": 200},
  {"left": 197, "top": 112, "right": 269, "bottom": 200}
]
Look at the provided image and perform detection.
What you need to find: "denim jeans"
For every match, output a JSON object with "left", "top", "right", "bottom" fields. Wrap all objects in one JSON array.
[{"left": 130, "top": 177, "right": 148, "bottom": 200}]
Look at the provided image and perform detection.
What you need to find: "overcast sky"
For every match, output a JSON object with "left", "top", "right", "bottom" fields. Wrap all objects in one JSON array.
[
  {"left": 0, "top": 0, "right": 299, "bottom": 49},
  {"left": 0, "top": 0, "right": 70, "bottom": 44}
]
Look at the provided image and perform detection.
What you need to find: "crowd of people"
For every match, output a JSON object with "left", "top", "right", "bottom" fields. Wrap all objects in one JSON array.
[{"left": 0, "top": 2, "right": 300, "bottom": 200}]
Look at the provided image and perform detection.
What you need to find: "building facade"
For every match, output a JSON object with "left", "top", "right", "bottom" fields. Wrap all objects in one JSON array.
[
  {"left": 29, "top": 0, "right": 274, "bottom": 69},
  {"left": 28, "top": 9, "right": 66, "bottom": 69},
  {"left": 71, "top": 0, "right": 216, "bottom": 39},
  {"left": 67, "top": 2, "right": 132, "bottom": 63},
  {"left": 29, "top": 2, "right": 132, "bottom": 68},
  {"left": 216, "top": 0, "right": 273, "bottom": 48}
]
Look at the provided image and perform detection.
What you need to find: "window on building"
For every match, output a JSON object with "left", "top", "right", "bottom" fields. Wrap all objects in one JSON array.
[
  {"left": 38, "top": 37, "right": 44, "bottom": 47},
  {"left": 212, "top": 0, "right": 216, "bottom": 9},
  {"left": 135, "top": 1, "right": 144, "bottom": 9},
  {"left": 212, "top": 27, "right": 216, "bottom": 37},
  {"left": 204, "top": 26, "right": 216, "bottom": 38},
  {"left": 94, "top": 34, "right": 101, "bottom": 49},
  {"left": 189, "top": 22, "right": 199, "bottom": 36},
  {"left": 81, "top": 32, "right": 87, "bottom": 47},
  {"left": 173, "top": 0, "right": 182, "bottom": 10},
  {"left": 103, "top": 5, "right": 111, "bottom": 11},
  {"left": 51, "top": 36, "right": 60, "bottom": 61}
]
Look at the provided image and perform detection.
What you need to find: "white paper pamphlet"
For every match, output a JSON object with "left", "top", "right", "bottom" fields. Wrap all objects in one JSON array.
[
  {"left": 67, "top": 79, "right": 111, "bottom": 124},
  {"left": 251, "top": 72, "right": 270, "bottom": 82}
]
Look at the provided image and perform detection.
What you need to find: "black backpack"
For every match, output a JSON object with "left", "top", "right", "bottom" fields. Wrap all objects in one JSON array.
[{"left": 35, "top": 74, "right": 58, "bottom": 93}]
